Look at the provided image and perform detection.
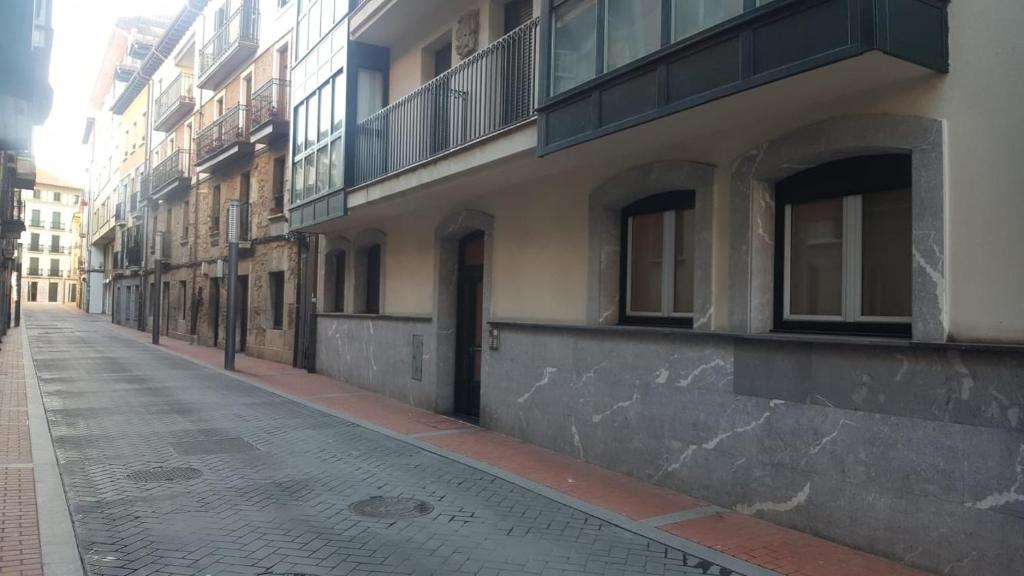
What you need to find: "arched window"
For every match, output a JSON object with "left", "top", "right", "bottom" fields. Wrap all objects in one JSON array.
[
  {"left": 774, "top": 154, "right": 912, "bottom": 335},
  {"left": 620, "top": 190, "right": 695, "bottom": 326}
]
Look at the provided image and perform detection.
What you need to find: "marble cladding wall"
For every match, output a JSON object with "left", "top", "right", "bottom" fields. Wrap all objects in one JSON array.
[
  {"left": 316, "top": 315, "right": 436, "bottom": 410},
  {"left": 484, "top": 324, "right": 1024, "bottom": 576}
]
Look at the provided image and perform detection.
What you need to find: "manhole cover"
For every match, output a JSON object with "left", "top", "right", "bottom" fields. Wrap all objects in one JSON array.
[
  {"left": 349, "top": 496, "right": 434, "bottom": 519},
  {"left": 126, "top": 467, "right": 202, "bottom": 483}
]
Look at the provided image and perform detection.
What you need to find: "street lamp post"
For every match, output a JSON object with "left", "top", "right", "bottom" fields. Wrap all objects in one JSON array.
[
  {"left": 153, "top": 231, "right": 163, "bottom": 345},
  {"left": 225, "top": 199, "right": 239, "bottom": 371}
]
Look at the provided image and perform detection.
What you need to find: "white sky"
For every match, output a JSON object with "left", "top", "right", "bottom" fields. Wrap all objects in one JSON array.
[{"left": 33, "top": 0, "right": 184, "bottom": 188}]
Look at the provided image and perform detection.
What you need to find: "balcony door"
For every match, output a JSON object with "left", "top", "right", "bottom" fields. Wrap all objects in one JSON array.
[
  {"left": 430, "top": 42, "right": 453, "bottom": 155},
  {"left": 503, "top": 0, "right": 534, "bottom": 126}
]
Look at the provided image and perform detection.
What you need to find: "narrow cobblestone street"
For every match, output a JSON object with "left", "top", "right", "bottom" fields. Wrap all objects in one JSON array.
[{"left": 23, "top": 306, "right": 758, "bottom": 576}]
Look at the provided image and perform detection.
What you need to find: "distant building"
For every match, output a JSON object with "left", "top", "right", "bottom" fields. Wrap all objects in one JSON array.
[{"left": 19, "top": 170, "right": 82, "bottom": 305}]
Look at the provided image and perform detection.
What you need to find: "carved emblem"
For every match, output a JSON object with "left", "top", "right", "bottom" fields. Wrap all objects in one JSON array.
[{"left": 455, "top": 10, "right": 480, "bottom": 59}]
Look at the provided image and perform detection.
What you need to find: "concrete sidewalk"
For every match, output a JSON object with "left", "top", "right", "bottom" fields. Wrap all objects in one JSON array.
[{"left": 113, "top": 322, "right": 932, "bottom": 576}]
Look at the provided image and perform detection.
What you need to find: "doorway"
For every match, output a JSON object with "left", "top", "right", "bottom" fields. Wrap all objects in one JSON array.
[
  {"left": 161, "top": 281, "right": 170, "bottom": 335},
  {"left": 430, "top": 41, "right": 453, "bottom": 155},
  {"left": 236, "top": 274, "right": 248, "bottom": 353},
  {"left": 454, "top": 232, "right": 484, "bottom": 420},
  {"left": 502, "top": 0, "right": 534, "bottom": 126}
]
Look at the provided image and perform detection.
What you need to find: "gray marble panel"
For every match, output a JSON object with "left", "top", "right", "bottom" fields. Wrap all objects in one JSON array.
[
  {"left": 734, "top": 338, "right": 1024, "bottom": 432},
  {"left": 315, "top": 315, "right": 436, "bottom": 409},
  {"left": 483, "top": 323, "right": 1024, "bottom": 576}
]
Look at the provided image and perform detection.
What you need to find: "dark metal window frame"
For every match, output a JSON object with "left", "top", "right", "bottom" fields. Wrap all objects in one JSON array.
[
  {"left": 773, "top": 154, "right": 912, "bottom": 337},
  {"left": 618, "top": 190, "right": 696, "bottom": 328}
]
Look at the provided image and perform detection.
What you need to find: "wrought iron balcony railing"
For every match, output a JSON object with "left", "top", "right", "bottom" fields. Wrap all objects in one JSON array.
[
  {"left": 251, "top": 79, "right": 290, "bottom": 130},
  {"left": 198, "top": 1, "right": 259, "bottom": 86},
  {"left": 154, "top": 73, "right": 195, "bottom": 130},
  {"left": 353, "top": 18, "right": 539, "bottom": 186},
  {"left": 196, "top": 106, "right": 249, "bottom": 164},
  {"left": 151, "top": 149, "right": 192, "bottom": 194}
]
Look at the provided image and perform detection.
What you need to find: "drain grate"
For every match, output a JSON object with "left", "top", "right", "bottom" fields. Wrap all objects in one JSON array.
[
  {"left": 126, "top": 467, "right": 203, "bottom": 483},
  {"left": 349, "top": 496, "right": 434, "bottom": 519}
]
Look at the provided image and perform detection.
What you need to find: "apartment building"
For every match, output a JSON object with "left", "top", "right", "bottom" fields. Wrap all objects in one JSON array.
[
  {"left": 0, "top": 0, "right": 53, "bottom": 332},
  {"left": 290, "top": 1, "right": 1023, "bottom": 574},
  {"left": 20, "top": 170, "right": 83, "bottom": 305},
  {"left": 143, "top": 0, "right": 298, "bottom": 362},
  {"left": 85, "top": 16, "right": 169, "bottom": 317}
]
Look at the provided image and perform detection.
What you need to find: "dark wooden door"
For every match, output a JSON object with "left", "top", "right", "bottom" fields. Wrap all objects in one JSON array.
[{"left": 454, "top": 232, "right": 484, "bottom": 420}]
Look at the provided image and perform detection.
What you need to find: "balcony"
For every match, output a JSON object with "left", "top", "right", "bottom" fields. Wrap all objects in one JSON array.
[
  {"left": 537, "top": 0, "right": 950, "bottom": 154},
  {"left": 26, "top": 244, "right": 43, "bottom": 254},
  {"left": 195, "top": 106, "right": 254, "bottom": 173},
  {"left": 249, "top": 79, "right": 290, "bottom": 144},
  {"left": 153, "top": 73, "right": 196, "bottom": 132},
  {"left": 151, "top": 150, "right": 192, "bottom": 201},
  {"left": 115, "top": 202, "right": 126, "bottom": 226},
  {"left": 26, "top": 267, "right": 40, "bottom": 277},
  {"left": 47, "top": 246, "right": 67, "bottom": 255},
  {"left": 28, "top": 220, "right": 44, "bottom": 229},
  {"left": 2, "top": 198, "right": 25, "bottom": 239},
  {"left": 351, "top": 0, "right": 457, "bottom": 46},
  {"left": 353, "top": 18, "right": 539, "bottom": 187},
  {"left": 197, "top": 1, "right": 259, "bottom": 91}
]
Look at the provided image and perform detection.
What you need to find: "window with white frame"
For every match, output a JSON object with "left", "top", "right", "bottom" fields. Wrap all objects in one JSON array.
[
  {"left": 775, "top": 155, "right": 912, "bottom": 335},
  {"left": 621, "top": 191, "right": 695, "bottom": 326}
]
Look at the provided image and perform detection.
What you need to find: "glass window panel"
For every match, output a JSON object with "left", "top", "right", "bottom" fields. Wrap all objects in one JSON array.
[
  {"left": 306, "top": 91, "right": 317, "bottom": 149},
  {"left": 334, "top": 72, "right": 346, "bottom": 131},
  {"left": 629, "top": 212, "right": 664, "bottom": 314},
  {"left": 304, "top": 154, "right": 315, "bottom": 198},
  {"left": 605, "top": 0, "right": 662, "bottom": 71},
  {"left": 789, "top": 198, "right": 844, "bottom": 317},
  {"left": 292, "top": 162, "right": 303, "bottom": 203},
  {"left": 319, "top": 84, "right": 331, "bottom": 140},
  {"left": 316, "top": 147, "right": 329, "bottom": 192},
  {"left": 862, "top": 189, "right": 912, "bottom": 317},
  {"left": 329, "top": 136, "right": 343, "bottom": 189},
  {"left": 552, "top": 0, "right": 597, "bottom": 95},
  {"left": 310, "top": 1, "right": 322, "bottom": 44},
  {"left": 673, "top": 209, "right": 695, "bottom": 314},
  {"left": 356, "top": 68, "right": 383, "bottom": 123},
  {"left": 296, "top": 14, "right": 306, "bottom": 55},
  {"left": 293, "top": 102, "right": 305, "bottom": 154},
  {"left": 672, "top": 0, "right": 745, "bottom": 41}
]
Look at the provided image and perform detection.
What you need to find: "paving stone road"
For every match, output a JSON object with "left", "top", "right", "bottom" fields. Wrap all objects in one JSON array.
[{"left": 26, "top": 307, "right": 743, "bottom": 576}]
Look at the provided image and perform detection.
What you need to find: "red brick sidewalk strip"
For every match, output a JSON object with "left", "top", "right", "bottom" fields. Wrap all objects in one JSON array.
[
  {"left": 114, "top": 322, "right": 933, "bottom": 576},
  {"left": 0, "top": 330, "right": 43, "bottom": 576}
]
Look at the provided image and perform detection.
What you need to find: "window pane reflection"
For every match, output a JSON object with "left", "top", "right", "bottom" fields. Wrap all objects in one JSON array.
[
  {"left": 789, "top": 198, "right": 843, "bottom": 316},
  {"left": 605, "top": 0, "right": 661, "bottom": 71},
  {"left": 629, "top": 212, "right": 663, "bottom": 313},
  {"left": 673, "top": 209, "right": 695, "bottom": 314},
  {"left": 862, "top": 189, "right": 912, "bottom": 317},
  {"left": 552, "top": 0, "right": 597, "bottom": 94}
]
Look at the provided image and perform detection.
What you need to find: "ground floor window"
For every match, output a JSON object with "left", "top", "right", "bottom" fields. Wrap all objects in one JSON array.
[
  {"left": 69, "top": 284, "right": 76, "bottom": 303},
  {"left": 330, "top": 250, "right": 346, "bottom": 313},
  {"left": 364, "top": 245, "right": 381, "bottom": 315},
  {"left": 621, "top": 191, "right": 695, "bottom": 326},
  {"left": 775, "top": 155, "right": 912, "bottom": 335},
  {"left": 48, "top": 282, "right": 58, "bottom": 302},
  {"left": 269, "top": 271, "right": 285, "bottom": 330},
  {"left": 28, "top": 282, "right": 37, "bottom": 302}
]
